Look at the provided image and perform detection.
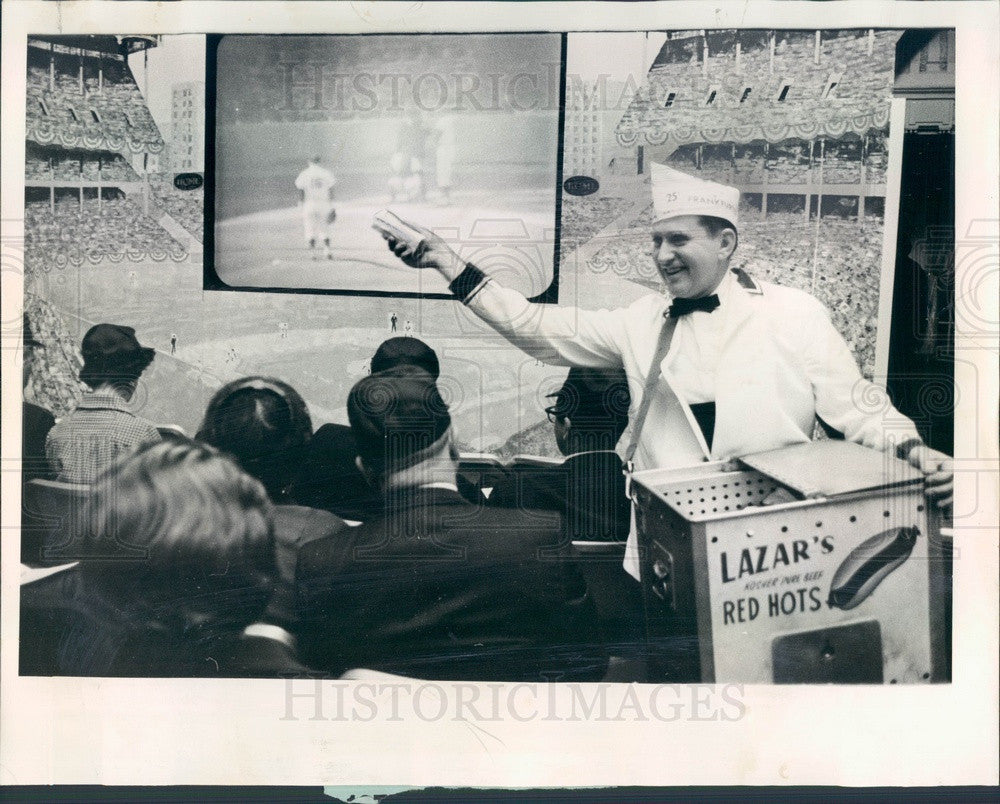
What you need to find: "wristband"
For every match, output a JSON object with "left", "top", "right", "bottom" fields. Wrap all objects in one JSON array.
[
  {"left": 894, "top": 437, "right": 924, "bottom": 462},
  {"left": 448, "top": 263, "right": 490, "bottom": 303}
]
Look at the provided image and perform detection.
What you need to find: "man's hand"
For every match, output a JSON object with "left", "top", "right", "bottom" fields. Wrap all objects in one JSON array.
[
  {"left": 905, "top": 444, "right": 953, "bottom": 511},
  {"left": 381, "top": 220, "right": 465, "bottom": 281}
]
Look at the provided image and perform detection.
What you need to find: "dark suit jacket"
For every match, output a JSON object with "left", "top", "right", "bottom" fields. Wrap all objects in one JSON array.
[
  {"left": 293, "top": 486, "right": 608, "bottom": 681},
  {"left": 288, "top": 423, "right": 379, "bottom": 521},
  {"left": 20, "top": 566, "right": 312, "bottom": 678},
  {"left": 487, "top": 451, "right": 630, "bottom": 542},
  {"left": 265, "top": 504, "right": 348, "bottom": 627}
]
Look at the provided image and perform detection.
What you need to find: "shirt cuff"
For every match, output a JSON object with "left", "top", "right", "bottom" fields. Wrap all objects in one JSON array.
[{"left": 448, "top": 263, "right": 490, "bottom": 304}]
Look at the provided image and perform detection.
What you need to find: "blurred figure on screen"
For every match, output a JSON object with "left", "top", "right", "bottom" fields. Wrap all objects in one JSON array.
[{"left": 295, "top": 154, "right": 337, "bottom": 260}]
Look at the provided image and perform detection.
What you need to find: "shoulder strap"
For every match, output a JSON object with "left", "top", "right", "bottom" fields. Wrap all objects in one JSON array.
[{"left": 624, "top": 314, "right": 678, "bottom": 464}]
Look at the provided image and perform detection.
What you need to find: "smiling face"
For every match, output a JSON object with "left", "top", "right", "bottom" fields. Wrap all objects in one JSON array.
[{"left": 650, "top": 215, "right": 736, "bottom": 299}]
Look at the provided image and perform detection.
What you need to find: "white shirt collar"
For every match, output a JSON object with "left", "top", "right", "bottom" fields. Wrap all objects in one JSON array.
[{"left": 709, "top": 266, "right": 737, "bottom": 304}]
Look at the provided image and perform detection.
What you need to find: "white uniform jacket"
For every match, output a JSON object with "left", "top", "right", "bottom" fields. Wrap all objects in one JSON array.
[{"left": 463, "top": 268, "right": 922, "bottom": 576}]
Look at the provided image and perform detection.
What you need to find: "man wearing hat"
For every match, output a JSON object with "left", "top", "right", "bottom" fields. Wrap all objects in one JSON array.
[
  {"left": 292, "top": 366, "right": 608, "bottom": 681},
  {"left": 289, "top": 336, "right": 443, "bottom": 520},
  {"left": 380, "top": 164, "right": 953, "bottom": 579},
  {"left": 46, "top": 324, "right": 161, "bottom": 484}
]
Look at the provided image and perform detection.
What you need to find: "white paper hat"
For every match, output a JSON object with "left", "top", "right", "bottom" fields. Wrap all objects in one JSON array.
[{"left": 651, "top": 163, "right": 740, "bottom": 228}]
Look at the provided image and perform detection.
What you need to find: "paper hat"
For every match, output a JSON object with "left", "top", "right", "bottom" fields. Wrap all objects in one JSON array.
[{"left": 650, "top": 163, "right": 740, "bottom": 228}]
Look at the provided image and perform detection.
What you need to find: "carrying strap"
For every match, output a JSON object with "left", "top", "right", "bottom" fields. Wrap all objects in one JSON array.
[
  {"left": 624, "top": 314, "right": 679, "bottom": 464},
  {"left": 623, "top": 312, "right": 714, "bottom": 500}
]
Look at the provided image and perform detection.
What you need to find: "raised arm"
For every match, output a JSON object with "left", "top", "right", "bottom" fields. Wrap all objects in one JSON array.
[{"left": 382, "top": 220, "right": 629, "bottom": 369}]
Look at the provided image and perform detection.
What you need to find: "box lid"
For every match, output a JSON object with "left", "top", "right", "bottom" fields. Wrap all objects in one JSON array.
[{"left": 738, "top": 441, "right": 924, "bottom": 499}]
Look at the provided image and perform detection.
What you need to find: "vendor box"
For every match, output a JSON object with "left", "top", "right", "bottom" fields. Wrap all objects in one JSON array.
[{"left": 631, "top": 441, "right": 949, "bottom": 684}]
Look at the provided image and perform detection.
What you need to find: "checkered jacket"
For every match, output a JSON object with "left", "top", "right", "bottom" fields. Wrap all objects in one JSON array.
[{"left": 45, "top": 393, "right": 161, "bottom": 484}]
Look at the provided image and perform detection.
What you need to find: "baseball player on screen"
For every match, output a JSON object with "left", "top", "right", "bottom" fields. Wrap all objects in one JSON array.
[{"left": 295, "top": 154, "right": 337, "bottom": 260}]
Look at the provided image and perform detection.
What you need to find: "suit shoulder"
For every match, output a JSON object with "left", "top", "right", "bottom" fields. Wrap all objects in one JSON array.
[
  {"left": 311, "top": 422, "right": 356, "bottom": 448},
  {"left": 274, "top": 504, "right": 347, "bottom": 540},
  {"left": 296, "top": 527, "right": 354, "bottom": 575}
]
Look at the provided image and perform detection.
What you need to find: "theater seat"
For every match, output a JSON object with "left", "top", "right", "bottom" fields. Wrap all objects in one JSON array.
[
  {"left": 156, "top": 424, "right": 188, "bottom": 441},
  {"left": 21, "top": 479, "right": 91, "bottom": 567},
  {"left": 457, "top": 452, "right": 510, "bottom": 501}
]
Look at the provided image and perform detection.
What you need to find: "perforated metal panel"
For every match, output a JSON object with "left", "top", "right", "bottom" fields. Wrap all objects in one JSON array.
[{"left": 657, "top": 470, "right": 781, "bottom": 519}]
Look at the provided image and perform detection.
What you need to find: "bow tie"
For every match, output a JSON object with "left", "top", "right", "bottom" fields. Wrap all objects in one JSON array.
[{"left": 667, "top": 294, "right": 720, "bottom": 318}]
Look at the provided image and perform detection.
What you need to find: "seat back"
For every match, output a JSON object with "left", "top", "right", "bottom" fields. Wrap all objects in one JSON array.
[
  {"left": 22, "top": 479, "right": 92, "bottom": 566},
  {"left": 339, "top": 667, "right": 423, "bottom": 682},
  {"left": 498, "top": 457, "right": 566, "bottom": 508},
  {"left": 156, "top": 424, "right": 188, "bottom": 441},
  {"left": 457, "top": 453, "right": 510, "bottom": 501}
]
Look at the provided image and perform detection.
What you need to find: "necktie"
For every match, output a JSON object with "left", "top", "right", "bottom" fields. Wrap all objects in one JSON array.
[{"left": 667, "top": 294, "right": 720, "bottom": 318}]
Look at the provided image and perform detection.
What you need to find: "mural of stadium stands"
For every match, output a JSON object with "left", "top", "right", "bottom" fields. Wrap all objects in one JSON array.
[
  {"left": 23, "top": 35, "right": 203, "bottom": 271},
  {"left": 613, "top": 29, "right": 900, "bottom": 221}
]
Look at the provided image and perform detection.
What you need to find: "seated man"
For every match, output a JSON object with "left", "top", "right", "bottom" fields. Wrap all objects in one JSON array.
[
  {"left": 489, "top": 366, "right": 632, "bottom": 543},
  {"left": 290, "top": 336, "right": 470, "bottom": 520},
  {"left": 292, "top": 367, "right": 608, "bottom": 681},
  {"left": 46, "top": 324, "right": 160, "bottom": 484}
]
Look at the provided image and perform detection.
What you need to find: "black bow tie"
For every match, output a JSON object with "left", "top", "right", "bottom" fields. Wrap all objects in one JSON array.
[{"left": 668, "top": 294, "right": 720, "bottom": 318}]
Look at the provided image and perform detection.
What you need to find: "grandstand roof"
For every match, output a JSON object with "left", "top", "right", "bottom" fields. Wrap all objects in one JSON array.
[
  {"left": 25, "top": 46, "right": 165, "bottom": 155},
  {"left": 616, "top": 29, "right": 901, "bottom": 149},
  {"left": 29, "top": 35, "right": 159, "bottom": 58}
]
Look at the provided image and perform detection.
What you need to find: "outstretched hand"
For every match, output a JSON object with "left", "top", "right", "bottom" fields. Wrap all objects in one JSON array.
[
  {"left": 906, "top": 444, "right": 953, "bottom": 511},
  {"left": 381, "top": 220, "right": 464, "bottom": 280}
]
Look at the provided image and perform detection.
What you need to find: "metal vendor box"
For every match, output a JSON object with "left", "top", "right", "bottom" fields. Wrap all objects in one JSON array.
[{"left": 631, "top": 441, "right": 950, "bottom": 684}]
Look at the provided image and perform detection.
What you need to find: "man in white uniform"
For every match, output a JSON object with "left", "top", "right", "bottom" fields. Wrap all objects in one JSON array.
[
  {"left": 379, "top": 164, "right": 953, "bottom": 579},
  {"left": 294, "top": 155, "right": 337, "bottom": 260}
]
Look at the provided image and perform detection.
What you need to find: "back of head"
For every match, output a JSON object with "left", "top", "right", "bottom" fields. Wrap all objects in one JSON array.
[
  {"left": 347, "top": 366, "right": 452, "bottom": 479},
  {"left": 370, "top": 337, "right": 440, "bottom": 380},
  {"left": 83, "top": 440, "right": 274, "bottom": 628},
  {"left": 196, "top": 376, "right": 313, "bottom": 500},
  {"left": 548, "top": 366, "right": 631, "bottom": 453},
  {"left": 79, "top": 323, "right": 155, "bottom": 390}
]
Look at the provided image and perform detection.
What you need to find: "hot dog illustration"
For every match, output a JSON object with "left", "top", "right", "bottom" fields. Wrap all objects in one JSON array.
[{"left": 827, "top": 526, "right": 919, "bottom": 610}]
